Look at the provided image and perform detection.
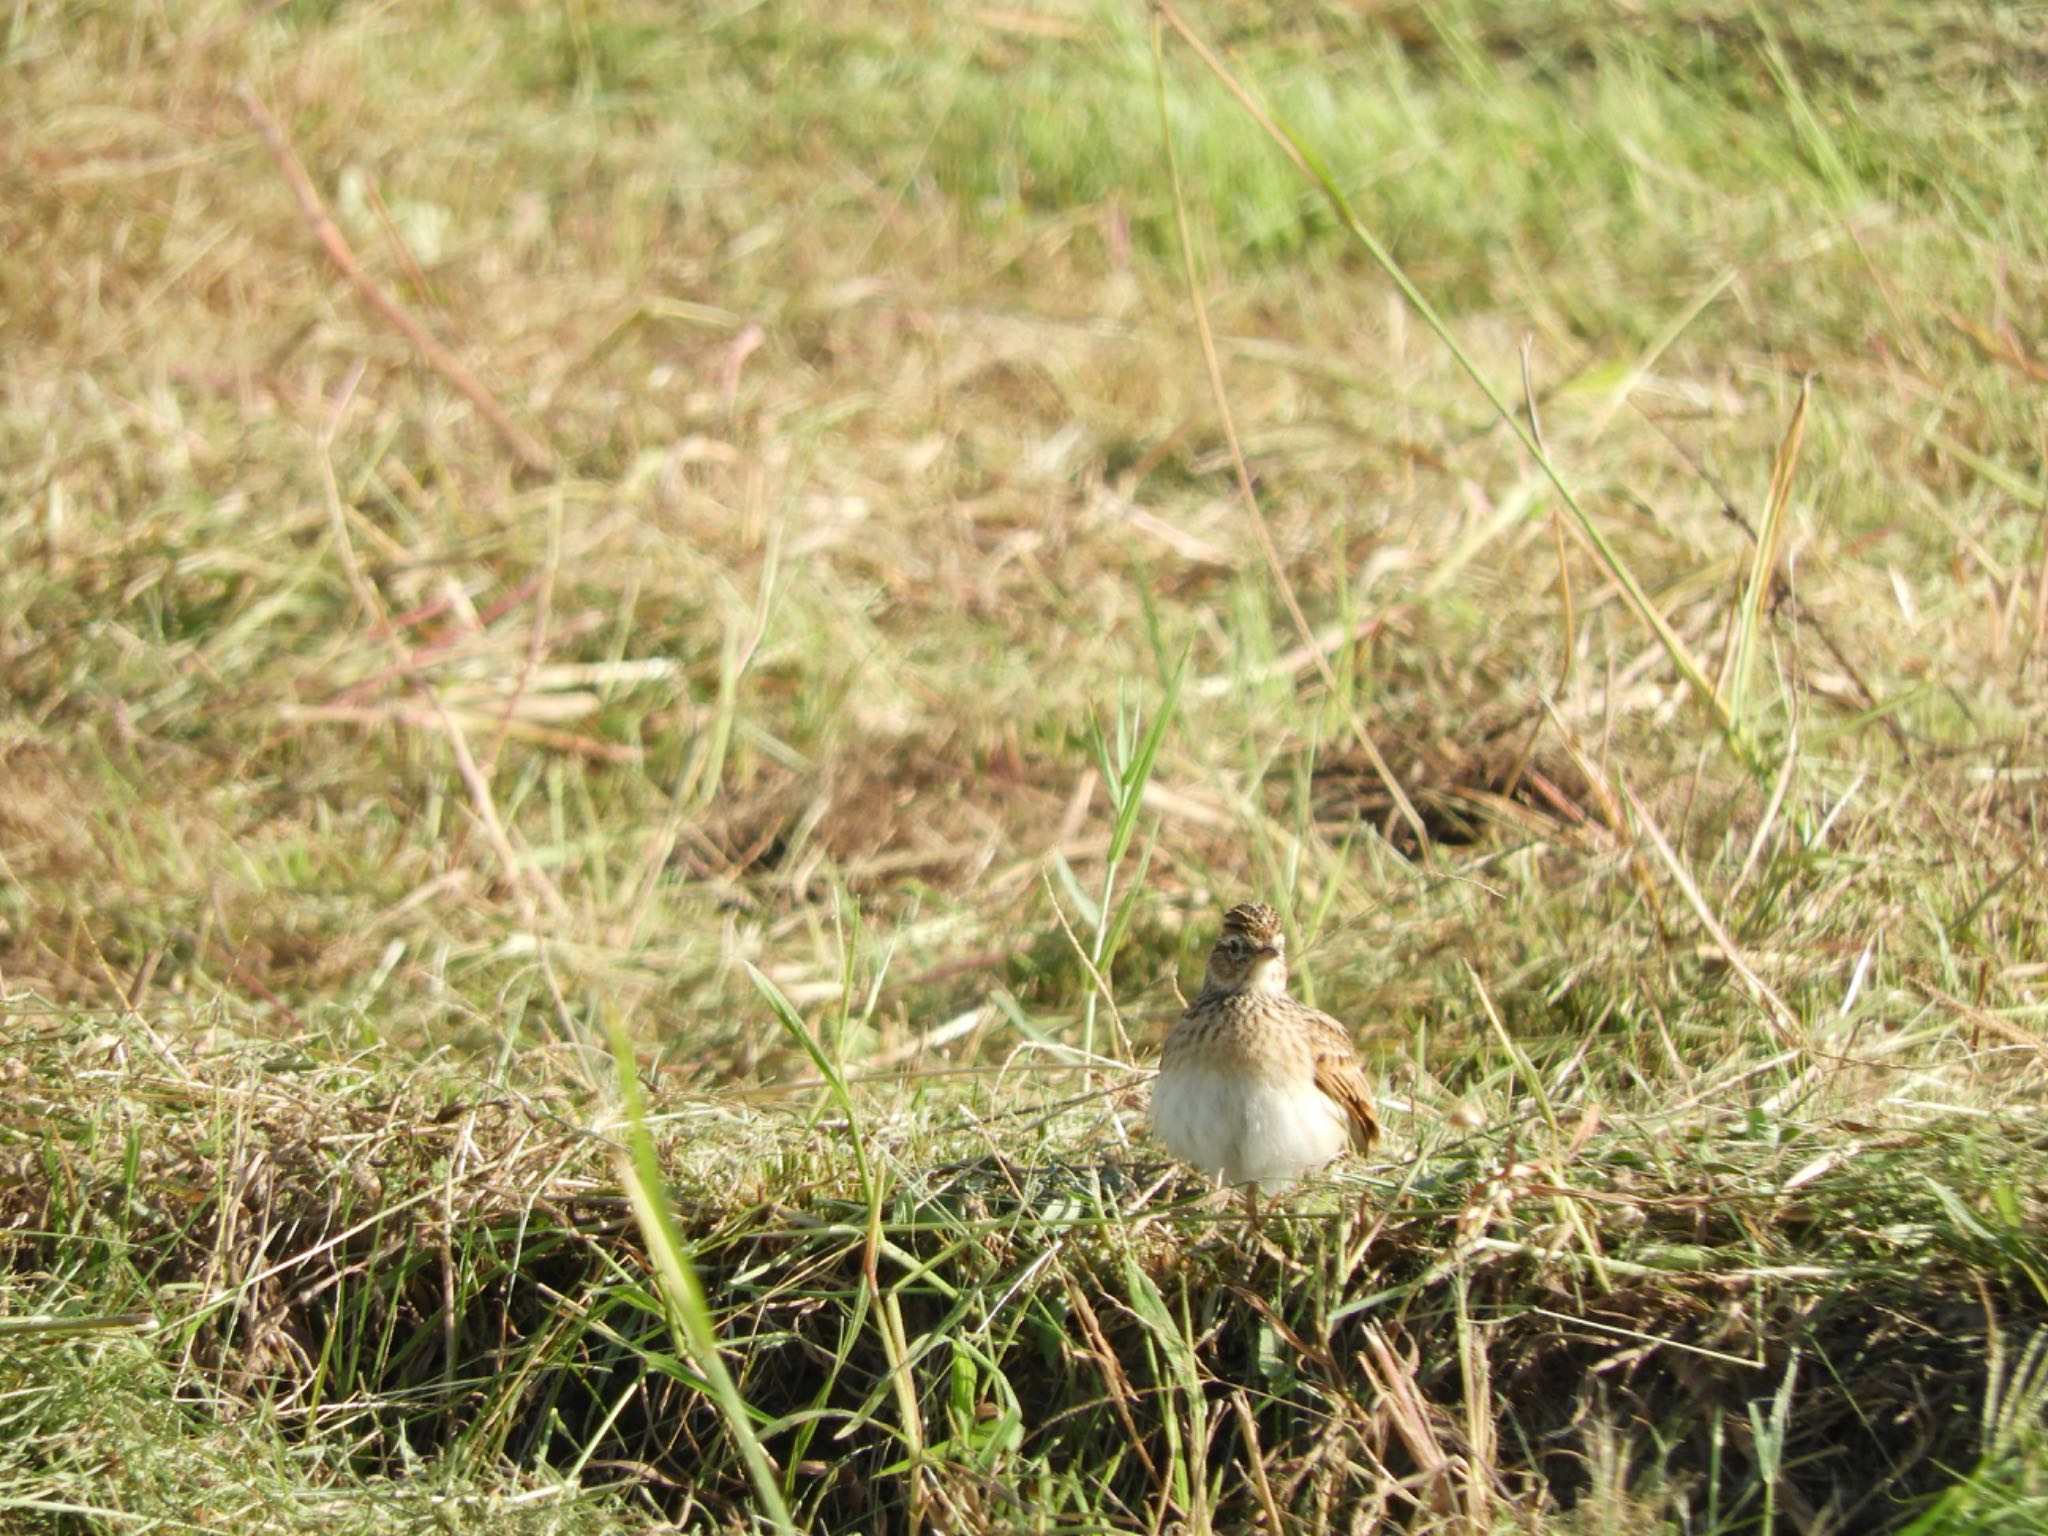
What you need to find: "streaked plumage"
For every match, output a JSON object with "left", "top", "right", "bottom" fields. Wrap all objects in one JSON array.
[{"left": 1152, "top": 901, "right": 1379, "bottom": 1188}]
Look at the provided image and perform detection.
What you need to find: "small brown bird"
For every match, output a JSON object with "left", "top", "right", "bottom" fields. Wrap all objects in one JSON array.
[{"left": 1152, "top": 901, "right": 1379, "bottom": 1203}]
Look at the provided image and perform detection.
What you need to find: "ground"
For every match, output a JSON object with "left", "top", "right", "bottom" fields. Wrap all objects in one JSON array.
[{"left": 2, "top": 2, "right": 2046, "bottom": 1532}]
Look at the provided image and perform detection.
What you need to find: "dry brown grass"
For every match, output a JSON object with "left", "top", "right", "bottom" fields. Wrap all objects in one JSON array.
[{"left": 5, "top": 1, "right": 2048, "bottom": 1531}]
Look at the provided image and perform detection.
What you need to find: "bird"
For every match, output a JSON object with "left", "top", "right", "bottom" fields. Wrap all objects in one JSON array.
[{"left": 1151, "top": 901, "right": 1379, "bottom": 1221}]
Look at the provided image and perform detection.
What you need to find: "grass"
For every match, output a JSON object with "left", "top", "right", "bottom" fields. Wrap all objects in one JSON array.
[{"left": 4, "top": 0, "right": 2047, "bottom": 1529}]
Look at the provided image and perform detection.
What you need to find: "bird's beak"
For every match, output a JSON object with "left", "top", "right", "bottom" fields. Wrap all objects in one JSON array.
[{"left": 1252, "top": 944, "right": 1280, "bottom": 962}]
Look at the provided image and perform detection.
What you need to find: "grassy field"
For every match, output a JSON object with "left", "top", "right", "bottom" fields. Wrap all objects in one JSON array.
[{"left": 5, "top": 0, "right": 2047, "bottom": 1530}]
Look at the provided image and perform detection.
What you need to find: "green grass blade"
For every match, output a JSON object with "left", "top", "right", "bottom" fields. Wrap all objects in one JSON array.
[
  {"left": 1724, "top": 378, "right": 1811, "bottom": 728},
  {"left": 1104, "top": 644, "right": 1186, "bottom": 874},
  {"left": 606, "top": 1014, "right": 796, "bottom": 1534},
  {"left": 749, "top": 960, "right": 873, "bottom": 1191}
]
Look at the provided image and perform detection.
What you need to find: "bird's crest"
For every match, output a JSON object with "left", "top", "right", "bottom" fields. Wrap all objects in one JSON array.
[{"left": 1219, "top": 901, "right": 1281, "bottom": 943}]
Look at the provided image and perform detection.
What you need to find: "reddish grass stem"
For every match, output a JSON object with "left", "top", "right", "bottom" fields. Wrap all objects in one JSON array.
[{"left": 235, "top": 82, "right": 559, "bottom": 478}]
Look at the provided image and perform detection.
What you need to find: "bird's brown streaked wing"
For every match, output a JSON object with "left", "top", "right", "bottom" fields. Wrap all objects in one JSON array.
[
  {"left": 1315, "top": 1055, "right": 1380, "bottom": 1151},
  {"left": 1300, "top": 1005, "right": 1380, "bottom": 1151}
]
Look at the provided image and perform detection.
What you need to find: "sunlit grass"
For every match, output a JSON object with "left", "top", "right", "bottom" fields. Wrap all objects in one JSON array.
[{"left": 3, "top": 0, "right": 2047, "bottom": 1530}]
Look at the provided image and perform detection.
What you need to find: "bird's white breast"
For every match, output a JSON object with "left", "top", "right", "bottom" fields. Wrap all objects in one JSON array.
[{"left": 1151, "top": 1061, "right": 1350, "bottom": 1188}]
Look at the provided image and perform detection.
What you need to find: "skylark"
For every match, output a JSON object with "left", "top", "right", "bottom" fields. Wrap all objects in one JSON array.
[{"left": 1152, "top": 901, "right": 1379, "bottom": 1199}]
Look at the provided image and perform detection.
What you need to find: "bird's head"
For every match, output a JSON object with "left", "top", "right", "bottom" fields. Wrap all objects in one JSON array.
[{"left": 1202, "top": 901, "right": 1287, "bottom": 996}]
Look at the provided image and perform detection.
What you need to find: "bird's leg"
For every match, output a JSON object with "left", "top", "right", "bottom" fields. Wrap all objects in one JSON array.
[{"left": 1243, "top": 1182, "right": 1297, "bottom": 1267}]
